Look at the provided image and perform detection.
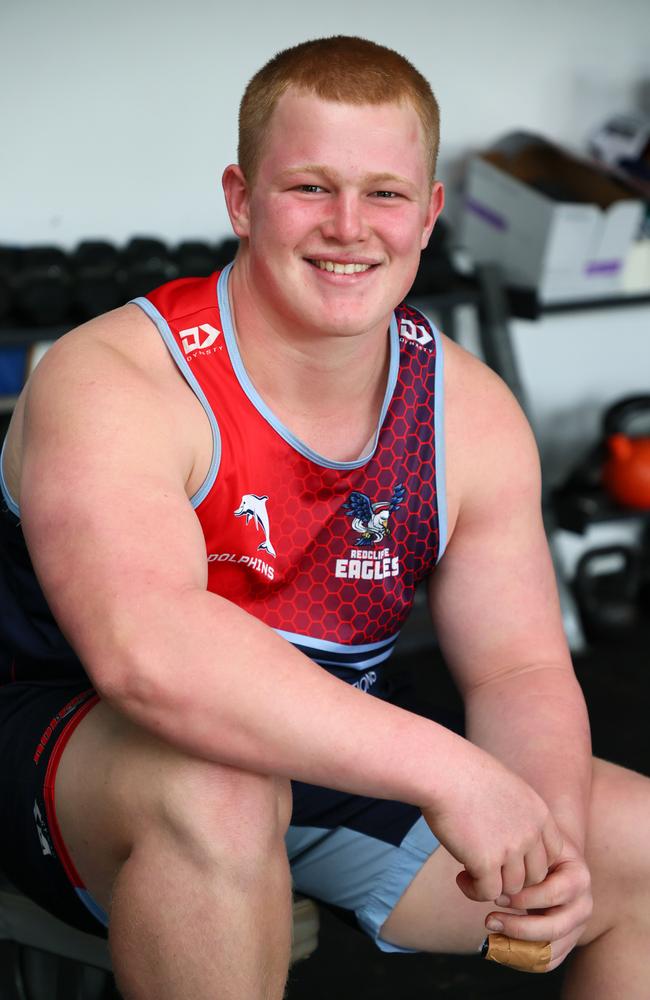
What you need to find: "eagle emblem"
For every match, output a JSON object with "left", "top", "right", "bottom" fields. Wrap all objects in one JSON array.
[{"left": 342, "top": 484, "right": 406, "bottom": 546}]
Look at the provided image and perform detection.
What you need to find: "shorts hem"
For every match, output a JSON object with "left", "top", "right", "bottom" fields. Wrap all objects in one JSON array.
[
  {"left": 356, "top": 826, "right": 441, "bottom": 954},
  {"left": 42, "top": 692, "right": 108, "bottom": 927}
]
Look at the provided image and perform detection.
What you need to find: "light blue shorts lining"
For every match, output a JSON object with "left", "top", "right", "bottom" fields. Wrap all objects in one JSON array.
[{"left": 286, "top": 814, "right": 440, "bottom": 954}]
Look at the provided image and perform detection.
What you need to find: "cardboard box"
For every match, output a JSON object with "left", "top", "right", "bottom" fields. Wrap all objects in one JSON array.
[{"left": 461, "top": 132, "right": 646, "bottom": 303}]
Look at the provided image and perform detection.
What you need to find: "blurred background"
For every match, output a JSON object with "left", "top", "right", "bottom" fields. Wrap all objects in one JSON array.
[{"left": 1, "top": 1, "right": 649, "bottom": 996}]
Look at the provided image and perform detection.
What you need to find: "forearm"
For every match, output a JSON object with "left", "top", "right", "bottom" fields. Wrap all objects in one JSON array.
[
  {"left": 93, "top": 587, "right": 468, "bottom": 809},
  {"left": 464, "top": 664, "right": 592, "bottom": 850}
]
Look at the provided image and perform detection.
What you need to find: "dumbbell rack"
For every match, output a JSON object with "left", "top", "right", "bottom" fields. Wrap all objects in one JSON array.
[{"left": 0, "top": 326, "right": 70, "bottom": 415}]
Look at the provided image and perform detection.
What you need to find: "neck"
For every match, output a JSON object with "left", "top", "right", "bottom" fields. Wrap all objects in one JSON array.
[{"left": 226, "top": 259, "right": 393, "bottom": 461}]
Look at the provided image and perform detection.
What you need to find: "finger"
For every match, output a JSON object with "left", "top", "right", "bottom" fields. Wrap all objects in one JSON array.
[
  {"left": 542, "top": 821, "right": 563, "bottom": 870},
  {"left": 544, "top": 930, "right": 584, "bottom": 973},
  {"left": 508, "top": 862, "right": 589, "bottom": 912},
  {"left": 457, "top": 867, "right": 502, "bottom": 903},
  {"left": 486, "top": 900, "right": 590, "bottom": 943},
  {"left": 523, "top": 840, "right": 550, "bottom": 888},
  {"left": 500, "top": 857, "right": 526, "bottom": 897},
  {"left": 482, "top": 934, "right": 552, "bottom": 973}
]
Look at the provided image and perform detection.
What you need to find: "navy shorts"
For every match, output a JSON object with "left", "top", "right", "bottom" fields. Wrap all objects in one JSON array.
[
  {"left": 0, "top": 680, "right": 105, "bottom": 935},
  {"left": 0, "top": 672, "right": 463, "bottom": 952}
]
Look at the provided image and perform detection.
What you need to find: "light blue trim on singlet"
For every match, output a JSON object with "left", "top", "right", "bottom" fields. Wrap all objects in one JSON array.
[
  {"left": 275, "top": 628, "right": 399, "bottom": 671},
  {"left": 129, "top": 297, "right": 222, "bottom": 508},
  {"left": 0, "top": 437, "right": 20, "bottom": 517},
  {"left": 217, "top": 264, "right": 400, "bottom": 470},
  {"left": 431, "top": 323, "right": 448, "bottom": 562}
]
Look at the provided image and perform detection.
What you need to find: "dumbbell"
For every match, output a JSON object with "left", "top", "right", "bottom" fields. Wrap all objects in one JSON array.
[
  {"left": 71, "top": 240, "right": 122, "bottom": 320},
  {"left": 213, "top": 238, "right": 240, "bottom": 270},
  {"left": 174, "top": 241, "right": 218, "bottom": 278},
  {"left": 121, "top": 237, "right": 177, "bottom": 300},
  {"left": 0, "top": 247, "right": 19, "bottom": 323},
  {"left": 13, "top": 246, "right": 72, "bottom": 326}
]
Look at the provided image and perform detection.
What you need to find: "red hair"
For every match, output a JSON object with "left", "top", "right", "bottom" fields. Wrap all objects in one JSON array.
[{"left": 238, "top": 36, "right": 440, "bottom": 185}]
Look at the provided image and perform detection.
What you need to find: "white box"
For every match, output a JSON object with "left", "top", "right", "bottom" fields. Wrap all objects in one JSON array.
[{"left": 461, "top": 132, "right": 645, "bottom": 304}]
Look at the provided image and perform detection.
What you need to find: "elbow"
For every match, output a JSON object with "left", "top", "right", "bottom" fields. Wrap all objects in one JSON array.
[{"left": 85, "top": 618, "right": 180, "bottom": 729}]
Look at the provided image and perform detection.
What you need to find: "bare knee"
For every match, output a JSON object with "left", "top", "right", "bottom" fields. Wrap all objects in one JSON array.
[
  {"left": 150, "top": 756, "right": 293, "bottom": 871},
  {"left": 56, "top": 702, "right": 292, "bottom": 898},
  {"left": 579, "top": 759, "right": 650, "bottom": 946}
]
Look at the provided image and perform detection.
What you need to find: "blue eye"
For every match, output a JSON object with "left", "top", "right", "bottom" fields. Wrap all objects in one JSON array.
[{"left": 298, "top": 184, "right": 323, "bottom": 193}]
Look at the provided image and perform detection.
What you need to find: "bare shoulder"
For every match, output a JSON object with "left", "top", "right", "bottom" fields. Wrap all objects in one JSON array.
[
  {"left": 7, "top": 303, "right": 208, "bottom": 501},
  {"left": 441, "top": 334, "right": 540, "bottom": 536},
  {"left": 28, "top": 302, "right": 178, "bottom": 388}
]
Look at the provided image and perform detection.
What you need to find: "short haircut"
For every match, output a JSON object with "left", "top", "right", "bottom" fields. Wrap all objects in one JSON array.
[{"left": 238, "top": 35, "right": 440, "bottom": 185}]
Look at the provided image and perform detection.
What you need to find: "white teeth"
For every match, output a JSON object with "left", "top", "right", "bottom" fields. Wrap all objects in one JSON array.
[{"left": 312, "top": 260, "right": 372, "bottom": 274}]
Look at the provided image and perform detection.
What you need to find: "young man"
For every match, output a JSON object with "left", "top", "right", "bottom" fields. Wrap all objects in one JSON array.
[{"left": 0, "top": 35, "right": 648, "bottom": 1000}]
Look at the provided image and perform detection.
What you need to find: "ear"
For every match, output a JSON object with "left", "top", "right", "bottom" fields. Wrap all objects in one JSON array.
[
  {"left": 222, "top": 164, "right": 251, "bottom": 238},
  {"left": 420, "top": 181, "right": 445, "bottom": 250}
]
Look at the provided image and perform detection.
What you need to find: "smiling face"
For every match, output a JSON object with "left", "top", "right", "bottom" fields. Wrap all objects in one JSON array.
[{"left": 223, "top": 88, "right": 444, "bottom": 343}]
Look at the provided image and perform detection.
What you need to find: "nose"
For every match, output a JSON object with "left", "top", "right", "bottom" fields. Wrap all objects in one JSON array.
[{"left": 321, "top": 191, "right": 367, "bottom": 245}]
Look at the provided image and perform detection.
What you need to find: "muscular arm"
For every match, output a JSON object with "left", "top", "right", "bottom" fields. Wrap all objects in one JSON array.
[
  {"left": 430, "top": 347, "right": 592, "bottom": 850},
  {"left": 16, "top": 315, "right": 474, "bottom": 808}
]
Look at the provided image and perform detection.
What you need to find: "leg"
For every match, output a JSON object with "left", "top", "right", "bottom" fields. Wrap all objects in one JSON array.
[
  {"left": 379, "top": 758, "right": 650, "bottom": 998},
  {"left": 55, "top": 700, "right": 293, "bottom": 1000},
  {"left": 560, "top": 761, "right": 650, "bottom": 999}
]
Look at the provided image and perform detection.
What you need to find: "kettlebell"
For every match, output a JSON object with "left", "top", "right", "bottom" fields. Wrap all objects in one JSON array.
[
  {"left": 602, "top": 395, "right": 650, "bottom": 510},
  {"left": 573, "top": 544, "right": 641, "bottom": 639}
]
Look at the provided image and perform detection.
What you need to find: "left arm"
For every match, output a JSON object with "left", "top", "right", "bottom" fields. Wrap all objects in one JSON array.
[{"left": 430, "top": 345, "right": 593, "bottom": 956}]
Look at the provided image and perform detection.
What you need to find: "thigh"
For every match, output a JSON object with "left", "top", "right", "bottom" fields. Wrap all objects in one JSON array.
[
  {"left": 54, "top": 693, "right": 295, "bottom": 918},
  {"left": 0, "top": 679, "right": 103, "bottom": 934}
]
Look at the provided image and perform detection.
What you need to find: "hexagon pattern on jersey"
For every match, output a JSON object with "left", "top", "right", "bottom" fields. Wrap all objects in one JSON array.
[{"left": 146, "top": 277, "right": 442, "bottom": 649}]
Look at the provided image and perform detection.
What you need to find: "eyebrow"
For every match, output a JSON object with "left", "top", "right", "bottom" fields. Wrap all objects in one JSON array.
[{"left": 278, "top": 165, "right": 418, "bottom": 190}]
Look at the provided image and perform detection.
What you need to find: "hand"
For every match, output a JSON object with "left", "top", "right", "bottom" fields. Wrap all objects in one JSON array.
[
  {"left": 421, "top": 743, "right": 564, "bottom": 903},
  {"left": 485, "top": 837, "right": 593, "bottom": 972}
]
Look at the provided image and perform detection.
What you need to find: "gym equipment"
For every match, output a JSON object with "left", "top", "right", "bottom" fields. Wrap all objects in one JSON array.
[
  {"left": 0, "top": 247, "right": 19, "bottom": 323},
  {"left": 638, "top": 522, "right": 650, "bottom": 615},
  {"left": 408, "top": 218, "right": 457, "bottom": 296},
  {"left": 213, "top": 238, "right": 239, "bottom": 270},
  {"left": 71, "top": 241, "right": 122, "bottom": 320},
  {"left": 573, "top": 544, "right": 641, "bottom": 640},
  {"left": 121, "top": 237, "right": 177, "bottom": 300},
  {"left": 552, "top": 395, "right": 650, "bottom": 531},
  {"left": 174, "top": 241, "right": 217, "bottom": 278},
  {"left": 13, "top": 247, "right": 72, "bottom": 326},
  {"left": 602, "top": 395, "right": 650, "bottom": 510}
]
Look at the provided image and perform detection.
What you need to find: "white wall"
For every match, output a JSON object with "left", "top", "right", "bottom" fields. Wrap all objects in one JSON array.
[
  {"left": 2, "top": 0, "right": 649, "bottom": 248},
  {"left": 2, "top": 0, "right": 649, "bottom": 499}
]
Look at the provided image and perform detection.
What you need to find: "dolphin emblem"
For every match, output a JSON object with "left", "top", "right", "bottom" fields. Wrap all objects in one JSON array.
[{"left": 234, "top": 494, "right": 276, "bottom": 558}]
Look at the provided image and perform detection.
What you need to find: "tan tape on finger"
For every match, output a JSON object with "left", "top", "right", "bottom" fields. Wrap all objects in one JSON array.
[{"left": 483, "top": 934, "right": 552, "bottom": 973}]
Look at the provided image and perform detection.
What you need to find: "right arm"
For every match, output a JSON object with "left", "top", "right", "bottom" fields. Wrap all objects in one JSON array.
[{"left": 18, "top": 316, "right": 560, "bottom": 898}]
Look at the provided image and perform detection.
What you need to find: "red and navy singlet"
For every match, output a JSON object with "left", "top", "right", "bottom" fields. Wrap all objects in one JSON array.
[
  {"left": 0, "top": 264, "right": 447, "bottom": 689},
  {"left": 137, "top": 264, "right": 447, "bottom": 687}
]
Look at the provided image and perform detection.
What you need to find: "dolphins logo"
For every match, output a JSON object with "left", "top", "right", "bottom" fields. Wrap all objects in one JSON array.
[{"left": 234, "top": 494, "right": 277, "bottom": 558}]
